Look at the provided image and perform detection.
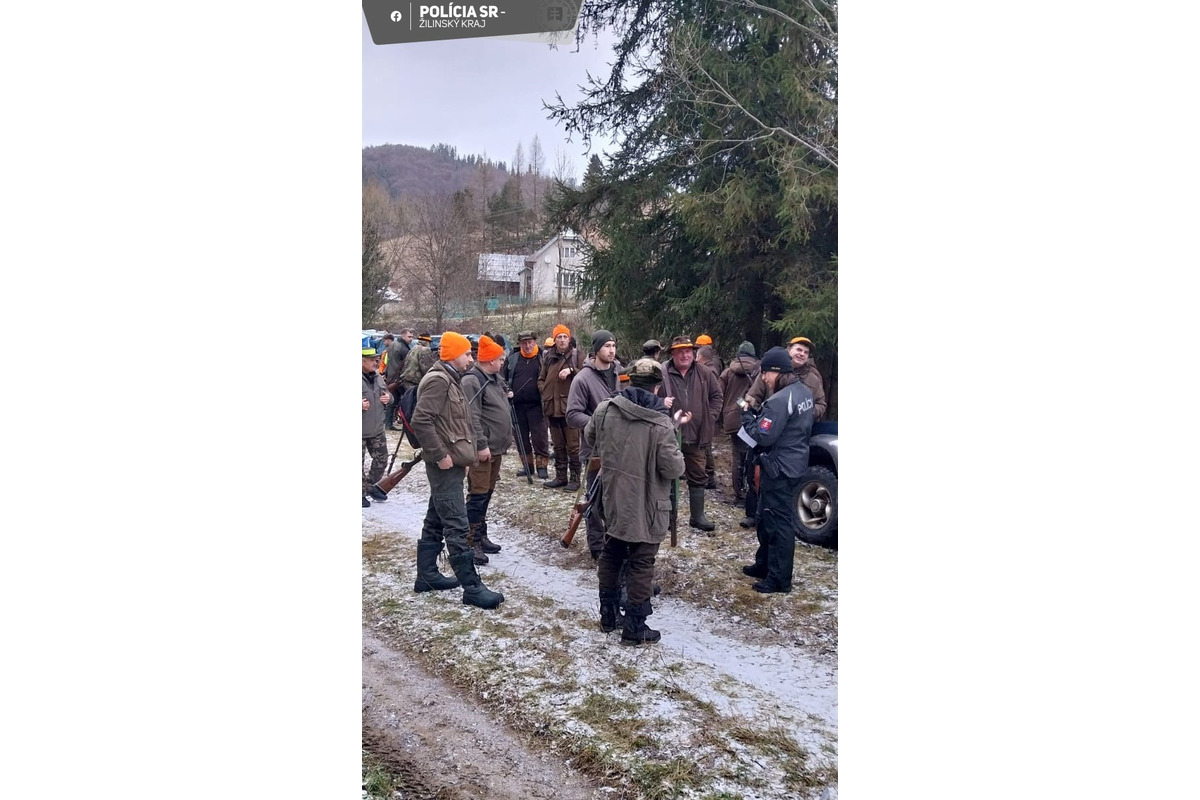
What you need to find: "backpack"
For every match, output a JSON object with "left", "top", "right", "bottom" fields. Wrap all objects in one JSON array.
[{"left": 396, "top": 385, "right": 421, "bottom": 449}]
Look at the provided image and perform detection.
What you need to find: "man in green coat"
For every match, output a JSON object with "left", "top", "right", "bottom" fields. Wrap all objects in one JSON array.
[{"left": 585, "top": 358, "right": 686, "bottom": 644}]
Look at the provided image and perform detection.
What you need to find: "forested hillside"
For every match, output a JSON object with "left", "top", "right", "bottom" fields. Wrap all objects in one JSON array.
[{"left": 362, "top": 143, "right": 506, "bottom": 200}]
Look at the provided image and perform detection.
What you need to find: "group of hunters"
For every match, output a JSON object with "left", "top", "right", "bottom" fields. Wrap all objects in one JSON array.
[{"left": 362, "top": 325, "right": 827, "bottom": 645}]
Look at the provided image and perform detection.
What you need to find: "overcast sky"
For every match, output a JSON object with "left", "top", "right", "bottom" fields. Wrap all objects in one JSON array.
[{"left": 362, "top": 18, "right": 618, "bottom": 182}]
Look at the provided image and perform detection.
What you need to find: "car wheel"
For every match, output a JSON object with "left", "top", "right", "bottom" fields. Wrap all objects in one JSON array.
[{"left": 796, "top": 465, "right": 837, "bottom": 546}]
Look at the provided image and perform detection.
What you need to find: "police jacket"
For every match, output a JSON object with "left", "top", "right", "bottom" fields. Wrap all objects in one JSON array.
[{"left": 742, "top": 379, "right": 814, "bottom": 479}]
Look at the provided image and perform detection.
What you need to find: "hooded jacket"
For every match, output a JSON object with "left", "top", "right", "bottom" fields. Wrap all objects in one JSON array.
[
  {"left": 585, "top": 394, "right": 686, "bottom": 544},
  {"left": 461, "top": 364, "right": 514, "bottom": 454},
  {"left": 538, "top": 345, "right": 586, "bottom": 418},
  {"left": 566, "top": 356, "right": 622, "bottom": 462},
  {"left": 718, "top": 355, "right": 761, "bottom": 434},
  {"left": 411, "top": 361, "right": 478, "bottom": 467}
]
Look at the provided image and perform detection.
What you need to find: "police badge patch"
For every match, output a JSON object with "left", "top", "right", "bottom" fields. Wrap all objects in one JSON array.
[{"left": 758, "top": 418, "right": 773, "bottom": 432}]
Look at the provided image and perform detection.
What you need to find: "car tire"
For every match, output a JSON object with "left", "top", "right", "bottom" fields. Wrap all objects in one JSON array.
[{"left": 795, "top": 465, "right": 837, "bottom": 546}]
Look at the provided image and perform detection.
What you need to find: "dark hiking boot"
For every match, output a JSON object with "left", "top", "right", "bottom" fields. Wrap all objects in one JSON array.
[
  {"left": 688, "top": 486, "right": 716, "bottom": 533},
  {"left": 752, "top": 579, "right": 792, "bottom": 594},
  {"left": 449, "top": 551, "right": 504, "bottom": 609},
  {"left": 536, "top": 466, "right": 549, "bottom": 480},
  {"left": 478, "top": 528, "right": 501, "bottom": 554},
  {"left": 563, "top": 468, "right": 581, "bottom": 492},
  {"left": 620, "top": 602, "right": 661, "bottom": 645},
  {"left": 362, "top": 495, "right": 370, "bottom": 508},
  {"left": 413, "top": 540, "right": 460, "bottom": 593},
  {"left": 543, "top": 472, "right": 568, "bottom": 489},
  {"left": 599, "top": 589, "right": 622, "bottom": 633},
  {"left": 742, "top": 564, "right": 768, "bottom": 578},
  {"left": 739, "top": 516, "right": 757, "bottom": 529},
  {"left": 366, "top": 484, "right": 389, "bottom": 502},
  {"left": 513, "top": 459, "right": 533, "bottom": 477},
  {"left": 467, "top": 524, "right": 489, "bottom": 565}
]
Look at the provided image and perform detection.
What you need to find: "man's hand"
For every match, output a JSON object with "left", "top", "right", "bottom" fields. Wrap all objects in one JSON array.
[
  {"left": 663, "top": 396, "right": 675, "bottom": 409},
  {"left": 674, "top": 410, "right": 692, "bottom": 426},
  {"left": 558, "top": 367, "right": 571, "bottom": 380},
  {"left": 477, "top": 447, "right": 492, "bottom": 462},
  {"left": 362, "top": 398, "right": 370, "bottom": 411},
  {"left": 437, "top": 455, "right": 453, "bottom": 469},
  {"left": 380, "top": 391, "right": 391, "bottom": 405}
]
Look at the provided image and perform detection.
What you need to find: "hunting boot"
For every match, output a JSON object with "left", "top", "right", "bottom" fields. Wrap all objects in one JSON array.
[
  {"left": 689, "top": 486, "right": 716, "bottom": 533},
  {"left": 449, "top": 550, "right": 505, "bottom": 609},
  {"left": 620, "top": 600, "right": 661, "bottom": 645},
  {"left": 466, "top": 523, "right": 489, "bottom": 565},
  {"left": 476, "top": 491, "right": 501, "bottom": 553},
  {"left": 563, "top": 465, "right": 581, "bottom": 493},
  {"left": 535, "top": 455, "right": 549, "bottom": 480},
  {"left": 599, "top": 588, "right": 623, "bottom": 633},
  {"left": 543, "top": 467, "right": 568, "bottom": 489},
  {"left": 477, "top": 520, "right": 501, "bottom": 554},
  {"left": 413, "top": 540, "right": 460, "bottom": 593},
  {"left": 362, "top": 495, "right": 370, "bottom": 508},
  {"left": 513, "top": 457, "right": 533, "bottom": 477}
]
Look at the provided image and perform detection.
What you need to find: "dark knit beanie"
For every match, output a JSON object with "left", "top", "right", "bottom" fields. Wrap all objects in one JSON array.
[
  {"left": 591, "top": 330, "right": 615, "bottom": 355},
  {"left": 737, "top": 341, "right": 756, "bottom": 357},
  {"left": 760, "top": 347, "right": 793, "bottom": 373}
]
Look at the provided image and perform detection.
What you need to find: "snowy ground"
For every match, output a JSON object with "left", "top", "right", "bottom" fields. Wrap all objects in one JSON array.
[{"left": 362, "top": 440, "right": 838, "bottom": 799}]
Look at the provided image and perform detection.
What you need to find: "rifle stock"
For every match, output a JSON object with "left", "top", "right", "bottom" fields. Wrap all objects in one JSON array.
[
  {"left": 374, "top": 452, "right": 422, "bottom": 494},
  {"left": 561, "top": 457, "right": 601, "bottom": 548}
]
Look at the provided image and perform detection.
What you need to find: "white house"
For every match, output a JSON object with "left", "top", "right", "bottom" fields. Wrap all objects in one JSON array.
[{"left": 521, "top": 230, "right": 587, "bottom": 304}]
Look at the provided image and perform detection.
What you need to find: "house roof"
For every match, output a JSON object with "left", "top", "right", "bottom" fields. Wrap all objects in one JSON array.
[{"left": 477, "top": 253, "right": 526, "bottom": 282}]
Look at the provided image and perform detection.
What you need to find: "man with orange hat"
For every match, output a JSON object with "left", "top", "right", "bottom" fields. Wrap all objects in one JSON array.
[
  {"left": 657, "top": 335, "right": 724, "bottom": 532},
  {"left": 461, "top": 335, "right": 513, "bottom": 565},
  {"left": 409, "top": 331, "right": 505, "bottom": 610},
  {"left": 538, "top": 323, "right": 586, "bottom": 491}
]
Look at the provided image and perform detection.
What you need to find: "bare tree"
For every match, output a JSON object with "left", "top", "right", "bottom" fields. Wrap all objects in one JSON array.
[
  {"left": 551, "top": 148, "right": 577, "bottom": 188},
  {"left": 394, "top": 191, "right": 474, "bottom": 331}
]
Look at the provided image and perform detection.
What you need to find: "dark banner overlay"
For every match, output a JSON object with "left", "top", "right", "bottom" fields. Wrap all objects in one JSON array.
[{"left": 364, "top": 1, "right": 580, "bottom": 44}]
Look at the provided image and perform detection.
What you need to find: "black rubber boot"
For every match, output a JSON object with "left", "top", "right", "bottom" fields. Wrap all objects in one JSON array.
[
  {"left": 535, "top": 458, "right": 549, "bottom": 480},
  {"left": 466, "top": 523, "right": 489, "bottom": 565},
  {"left": 450, "top": 551, "right": 504, "bottom": 609},
  {"left": 413, "top": 540, "right": 460, "bottom": 593},
  {"left": 742, "top": 564, "right": 768, "bottom": 578},
  {"left": 620, "top": 601, "right": 661, "bottom": 645},
  {"left": 599, "top": 588, "right": 622, "bottom": 633},
  {"left": 689, "top": 486, "right": 716, "bottom": 533},
  {"left": 362, "top": 495, "right": 370, "bottom": 508}
]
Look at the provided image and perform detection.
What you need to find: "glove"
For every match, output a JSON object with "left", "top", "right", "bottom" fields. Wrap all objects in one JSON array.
[{"left": 740, "top": 410, "right": 757, "bottom": 429}]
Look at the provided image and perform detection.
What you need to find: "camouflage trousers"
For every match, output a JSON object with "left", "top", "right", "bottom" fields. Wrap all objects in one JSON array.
[{"left": 362, "top": 433, "right": 388, "bottom": 493}]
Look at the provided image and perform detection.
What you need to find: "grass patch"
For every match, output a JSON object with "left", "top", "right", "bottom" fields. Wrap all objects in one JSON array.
[{"left": 631, "top": 756, "right": 706, "bottom": 800}]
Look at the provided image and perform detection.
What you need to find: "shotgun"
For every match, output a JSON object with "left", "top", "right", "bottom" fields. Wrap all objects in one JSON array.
[
  {"left": 385, "top": 429, "right": 404, "bottom": 473},
  {"left": 508, "top": 401, "right": 533, "bottom": 485},
  {"left": 373, "top": 451, "right": 422, "bottom": 495},
  {"left": 561, "top": 457, "right": 602, "bottom": 548}
]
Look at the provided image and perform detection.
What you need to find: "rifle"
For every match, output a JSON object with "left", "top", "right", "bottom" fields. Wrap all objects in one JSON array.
[
  {"left": 373, "top": 451, "right": 422, "bottom": 495},
  {"left": 385, "top": 430, "right": 404, "bottom": 473},
  {"left": 508, "top": 401, "right": 533, "bottom": 485},
  {"left": 562, "top": 457, "right": 602, "bottom": 548}
]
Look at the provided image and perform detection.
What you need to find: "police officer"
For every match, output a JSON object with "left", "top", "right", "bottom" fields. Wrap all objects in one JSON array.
[{"left": 738, "top": 346, "right": 814, "bottom": 593}]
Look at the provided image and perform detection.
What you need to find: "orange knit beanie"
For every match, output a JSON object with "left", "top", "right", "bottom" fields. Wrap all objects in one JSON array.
[{"left": 439, "top": 331, "right": 471, "bottom": 361}]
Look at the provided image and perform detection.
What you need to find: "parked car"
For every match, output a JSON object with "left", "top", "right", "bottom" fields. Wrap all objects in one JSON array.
[{"left": 797, "top": 421, "right": 838, "bottom": 546}]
